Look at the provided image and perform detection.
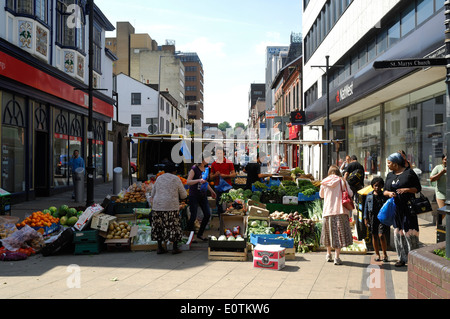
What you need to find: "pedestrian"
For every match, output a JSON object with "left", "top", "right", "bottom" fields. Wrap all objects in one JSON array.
[
  {"left": 340, "top": 155, "right": 351, "bottom": 173},
  {"left": 430, "top": 154, "right": 447, "bottom": 224},
  {"left": 243, "top": 153, "right": 272, "bottom": 190},
  {"left": 69, "top": 150, "right": 85, "bottom": 200},
  {"left": 430, "top": 154, "right": 447, "bottom": 209},
  {"left": 364, "top": 177, "right": 389, "bottom": 262},
  {"left": 344, "top": 155, "right": 365, "bottom": 197},
  {"left": 186, "top": 158, "right": 217, "bottom": 241},
  {"left": 320, "top": 165, "right": 354, "bottom": 265},
  {"left": 150, "top": 163, "right": 187, "bottom": 255},
  {"left": 383, "top": 152, "right": 422, "bottom": 267},
  {"left": 210, "top": 147, "right": 236, "bottom": 215},
  {"left": 279, "top": 156, "right": 288, "bottom": 168}
]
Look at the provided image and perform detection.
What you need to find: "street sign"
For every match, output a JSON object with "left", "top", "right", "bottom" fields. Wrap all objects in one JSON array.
[
  {"left": 266, "top": 110, "right": 277, "bottom": 119},
  {"left": 373, "top": 58, "right": 446, "bottom": 69},
  {"left": 290, "top": 111, "right": 306, "bottom": 125}
]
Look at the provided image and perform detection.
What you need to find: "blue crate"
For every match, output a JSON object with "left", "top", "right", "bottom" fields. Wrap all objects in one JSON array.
[
  {"left": 250, "top": 233, "right": 294, "bottom": 248},
  {"left": 298, "top": 192, "right": 319, "bottom": 202}
]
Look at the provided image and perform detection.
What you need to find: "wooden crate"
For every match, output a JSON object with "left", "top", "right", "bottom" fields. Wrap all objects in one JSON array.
[
  {"left": 285, "top": 247, "right": 296, "bottom": 260},
  {"left": 208, "top": 247, "right": 248, "bottom": 261}
]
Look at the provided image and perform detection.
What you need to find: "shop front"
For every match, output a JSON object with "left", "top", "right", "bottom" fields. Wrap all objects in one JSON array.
[{"left": 0, "top": 41, "right": 114, "bottom": 203}]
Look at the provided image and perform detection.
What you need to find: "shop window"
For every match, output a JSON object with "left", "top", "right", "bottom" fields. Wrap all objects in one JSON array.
[
  {"left": 53, "top": 109, "right": 69, "bottom": 186},
  {"left": 68, "top": 114, "right": 83, "bottom": 184},
  {"left": 1, "top": 92, "right": 26, "bottom": 193}
]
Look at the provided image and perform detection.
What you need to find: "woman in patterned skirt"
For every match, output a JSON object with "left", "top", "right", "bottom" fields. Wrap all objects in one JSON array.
[
  {"left": 320, "top": 165, "right": 354, "bottom": 265},
  {"left": 151, "top": 163, "right": 187, "bottom": 254}
]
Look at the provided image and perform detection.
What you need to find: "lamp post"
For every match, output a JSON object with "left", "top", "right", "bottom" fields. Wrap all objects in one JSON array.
[{"left": 86, "top": 0, "right": 95, "bottom": 207}]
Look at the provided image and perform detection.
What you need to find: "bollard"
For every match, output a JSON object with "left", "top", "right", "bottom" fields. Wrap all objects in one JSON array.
[
  {"left": 113, "top": 167, "right": 123, "bottom": 195},
  {"left": 74, "top": 167, "right": 85, "bottom": 203}
]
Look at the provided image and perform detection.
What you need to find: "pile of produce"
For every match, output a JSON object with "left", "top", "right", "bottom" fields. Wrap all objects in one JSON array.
[
  {"left": 18, "top": 211, "right": 60, "bottom": 228},
  {"left": 246, "top": 219, "right": 274, "bottom": 236},
  {"left": 210, "top": 225, "right": 245, "bottom": 241},
  {"left": 341, "top": 241, "right": 367, "bottom": 253},
  {"left": 270, "top": 211, "right": 303, "bottom": 221},
  {"left": 220, "top": 188, "right": 259, "bottom": 204},
  {"left": 116, "top": 183, "right": 147, "bottom": 203},
  {"left": 287, "top": 217, "right": 321, "bottom": 253},
  {"left": 234, "top": 177, "right": 247, "bottom": 185},
  {"left": 304, "top": 199, "right": 323, "bottom": 221},
  {"left": 106, "top": 220, "right": 133, "bottom": 239}
]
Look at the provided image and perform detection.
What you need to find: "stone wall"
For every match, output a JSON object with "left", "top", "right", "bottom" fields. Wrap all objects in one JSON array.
[{"left": 408, "top": 242, "right": 450, "bottom": 299}]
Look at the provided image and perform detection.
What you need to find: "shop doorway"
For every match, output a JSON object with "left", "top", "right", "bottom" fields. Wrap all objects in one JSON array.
[{"left": 34, "top": 131, "right": 49, "bottom": 196}]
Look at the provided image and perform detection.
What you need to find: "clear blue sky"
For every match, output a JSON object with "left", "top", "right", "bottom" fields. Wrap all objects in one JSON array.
[{"left": 95, "top": 0, "right": 302, "bottom": 126}]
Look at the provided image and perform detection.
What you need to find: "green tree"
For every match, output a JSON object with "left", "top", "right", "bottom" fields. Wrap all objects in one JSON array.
[
  {"left": 218, "top": 121, "right": 231, "bottom": 131},
  {"left": 234, "top": 122, "right": 247, "bottom": 130}
]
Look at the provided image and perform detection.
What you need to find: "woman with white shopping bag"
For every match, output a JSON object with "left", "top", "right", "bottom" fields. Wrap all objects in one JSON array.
[{"left": 319, "top": 165, "right": 354, "bottom": 265}]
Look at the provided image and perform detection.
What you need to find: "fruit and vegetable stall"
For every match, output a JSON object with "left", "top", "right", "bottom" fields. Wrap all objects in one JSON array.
[{"left": 0, "top": 167, "right": 366, "bottom": 262}]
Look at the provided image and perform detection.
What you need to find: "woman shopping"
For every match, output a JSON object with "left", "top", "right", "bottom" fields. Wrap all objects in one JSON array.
[
  {"left": 383, "top": 153, "right": 422, "bottom": 267},
  {"left": 151, "top": 163, "right": 187, "bottom": 254},
  {"left": 186, "top": 158, "right": 216, "bottom": 241},
  {"left": 319, "top": 165, "right": 354, "bottom": 265}
]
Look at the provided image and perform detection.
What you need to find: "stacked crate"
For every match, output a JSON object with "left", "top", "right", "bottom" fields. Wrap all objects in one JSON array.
[{"left": 73, "top": 229, "right": 101, "bottom": 255}]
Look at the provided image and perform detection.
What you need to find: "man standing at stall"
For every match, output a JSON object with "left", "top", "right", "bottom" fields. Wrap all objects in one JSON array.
[{"left": 211, "top": 147, "right": 236, "bottom": 216}]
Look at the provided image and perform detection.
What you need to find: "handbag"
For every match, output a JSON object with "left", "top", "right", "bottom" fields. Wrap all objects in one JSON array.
[
  {"left": 378, "top": 197, "right": 396, "bottom": 227},
  {"left": 407, "top": 192, "right": 432, "bottom": 215},
  {"left": 340, "top": 179, "right": 355, "bottom": 210}
]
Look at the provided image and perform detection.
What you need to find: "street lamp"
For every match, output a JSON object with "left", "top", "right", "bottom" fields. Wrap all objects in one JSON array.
[{"left": 86, "top": 0, "right": 95, "bottom": 207}]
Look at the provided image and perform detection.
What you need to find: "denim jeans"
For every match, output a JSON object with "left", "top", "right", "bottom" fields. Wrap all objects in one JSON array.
[{"left": 187, "top": 195, "right": 211, "bottom": 237}]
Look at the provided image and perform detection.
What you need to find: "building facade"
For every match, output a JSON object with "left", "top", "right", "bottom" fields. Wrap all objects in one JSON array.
[
  {"left": 115, "top": 73, "right": 181, "bottom": 162},
  {"left": 106, "top": 22, "right": 188, "bottom": 132},
  {"left": 178, "top": 52, "right": 204, "bottom": 122},
  {"left": 303, "top": 0, "right": 446, "bottom": 190},
  {"left": 0, "top": 0, "right": 115, "bottom": 202}
]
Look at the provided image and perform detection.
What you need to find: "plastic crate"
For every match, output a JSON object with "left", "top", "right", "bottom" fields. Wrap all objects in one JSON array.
[
  {"left": 113, "top": 202, "right": 148, "bottom": 214},
  {"left": 0, "top": 189, "right": 11, "bottom": 215},
  {"left": 74, "top": 242, "right": 101, "bottom": 255},
  {"left": 298, "top": 192, "right": 319, "bottom": 202},
  {"left": 250, "top": 233, "right": 294, "bottom": 248},
  {"left": 73, "top": 230, "right": 99, "bottom": 244}
]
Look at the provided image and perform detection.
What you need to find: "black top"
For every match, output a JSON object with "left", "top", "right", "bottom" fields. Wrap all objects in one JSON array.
[
  {"left": 384, "top": 168, "right": 422, "bottom": 214},
  {"left": 189, "top": 165, "right": 207, "bottom": 197},
  {"left": 245, "top": 162, "right": 261, "bottom": 190},
  {"left": 345, "top": 161, "right": 365, "bottom": 186}
]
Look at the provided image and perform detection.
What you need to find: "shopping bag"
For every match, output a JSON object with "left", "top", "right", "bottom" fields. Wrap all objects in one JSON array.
[
  {"left": 215, "top": 176, "right": 232, "bottom": 192},
  {"left": 200, "top": 167, "right": 209, "bottom": 192},
  {"left": 377, "top": 197, "right": 396, "bottom": 227}
]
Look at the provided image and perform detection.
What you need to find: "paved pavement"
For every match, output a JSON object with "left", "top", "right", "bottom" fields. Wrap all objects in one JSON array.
[{"left": 0, "top": 179, "right": 440, "bottom": 301}]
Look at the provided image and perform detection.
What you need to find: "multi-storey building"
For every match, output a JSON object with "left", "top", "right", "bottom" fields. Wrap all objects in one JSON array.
[
  {"left": 303, "top": 0, "right": 446, "bottom": 187},
  {"left": 106, "top": 22, "right": 188, "bottom": 132},
  {"left": 248, "top": 83, "right": 265, "bottom": 130},
  {"left": 178, "top": 52, "right": 204, "bottom": 122},
  {"left": 0, "top": 0, "right": 115, "bottom": 201}
]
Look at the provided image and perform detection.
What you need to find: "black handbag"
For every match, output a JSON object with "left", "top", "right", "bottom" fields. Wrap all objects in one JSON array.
[{"left": 407, "top": 192, "right": 432, "bottom": 215}]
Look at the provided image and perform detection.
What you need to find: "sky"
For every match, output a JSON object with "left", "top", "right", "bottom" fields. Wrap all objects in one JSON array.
[{"left": 95, "top": 0, "right": 302, "bottom": 126}]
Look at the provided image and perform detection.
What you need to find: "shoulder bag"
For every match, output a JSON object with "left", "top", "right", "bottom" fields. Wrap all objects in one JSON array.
[
  {"left": 340, "top": 179, "right": 355, "bottom": 211},
  {"left": 407, "top": 192, "right": 432, "bottom": 215}
]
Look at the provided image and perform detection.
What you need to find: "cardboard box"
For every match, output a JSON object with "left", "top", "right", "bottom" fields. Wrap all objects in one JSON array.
[
  {"left": 74, "top": 204, "right": 104, "bottom": 231},
  {"left": 90, "top": 213, "right": 117, "bottom": 232},
  {"left": 104, "top": 225, "right": 139, "bottom": 249},
  {"left": 253, "top": 244, "right": 285, "bottom": 270},
  {"left": 245, "top": 200, "right": 266, "bottom": 211},
  {"left": 212, "top": 215, "right": 248, "bottom": 250},
  {"left": 248, "top": 205, "right": 270, "bottom": 218}
]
